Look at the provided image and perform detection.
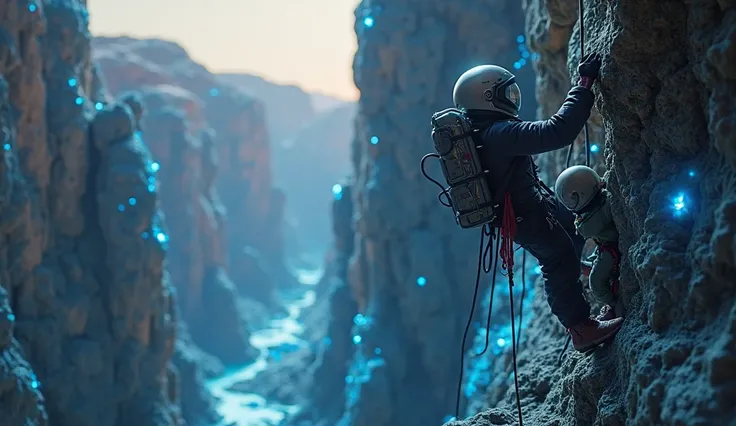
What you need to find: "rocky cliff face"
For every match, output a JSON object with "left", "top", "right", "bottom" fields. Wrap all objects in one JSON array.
[
  {"left": 136, "top": 88, "right": 258, "bottom": 366},
  {"left": 92, "top": 37, "right": 293, "bottom": 294},
  {"left": 0, "top": 1, "right": 186, "bottom": 425},
  {"left": 454, "top": 0, "right": 736, "bottom": 425},
  {"left": 345, "top": 1, "right": 536, "bottom": 425}
]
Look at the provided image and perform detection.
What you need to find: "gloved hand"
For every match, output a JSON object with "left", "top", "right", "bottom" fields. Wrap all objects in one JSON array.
[{"left": 578, "top": 52, "right": 602, "bottom": 78}]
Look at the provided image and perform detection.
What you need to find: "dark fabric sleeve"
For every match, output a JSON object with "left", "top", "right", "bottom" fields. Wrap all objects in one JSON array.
[{"left": 482, "top": 86, "right": 595, "bottom": 156}]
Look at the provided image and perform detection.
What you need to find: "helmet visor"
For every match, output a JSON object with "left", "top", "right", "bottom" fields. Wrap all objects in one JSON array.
[{"left": 506, "top": 83, "right": 521, "bottom": 111}]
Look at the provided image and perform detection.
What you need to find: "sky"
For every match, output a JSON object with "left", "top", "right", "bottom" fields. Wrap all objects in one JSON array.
[{"left": 88, "top": 0, "right": 361, "bottom": 101}]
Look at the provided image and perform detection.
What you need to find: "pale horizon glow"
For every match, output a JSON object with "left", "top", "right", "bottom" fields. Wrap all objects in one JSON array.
[{"left": 88, "top": 0, "right": 361, "bottom": 101}]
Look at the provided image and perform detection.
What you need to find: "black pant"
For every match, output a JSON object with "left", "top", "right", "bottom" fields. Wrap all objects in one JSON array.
[{"left": 514, "top": 194, "right": 589, "bottom": 328}]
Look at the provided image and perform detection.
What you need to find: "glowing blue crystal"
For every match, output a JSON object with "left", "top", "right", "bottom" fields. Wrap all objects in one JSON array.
[
  {"left": 31, "top": 380, "right": 39, "bottom": 389},
  {"left": 95, "top": 102, "right": 103, "bottom": 111},
  {"left": 29, "top": 3, "right": 36, "bottom": 12},
  {"left": 156, "top": 232, "right": 168, "bottom": 243},
  {"left": 688, "top": 170, "right": 695, "bottom": 177},
  {"left": 68, "top": 78, "right": 77, "bottom": 87},
  {"left": 75, "top": 97, "right": 83, "bottom": 105},
  {"left": 352, "top": 335, "right": 362, "bottom": 344},
  {"left": 150, "top": 162, "right": 160, "bottom": 172},
  {"left": 513, "top": 62, "right": 521, "bottom": 70},
  {"left": 332, "top": 183, "right": 343, "bottom": 200},
  {"left": 6, "top": 313, "right": 14, "bottom": 321},
  {"left": 128, "top": 197, "right": 136, "bottom": 206},
  {"left": 363, "top": 16, "right": 374, "bottom": 27},
  {"left": 517, "top": 34, "right": 525, "bottom": 43},
  {"left": 370, "top": 136, "right": 379, "bottom": 145},
  {"left": 416, "top": 276, "right": 427, "bottom": 287},
  {"left": 497, "top": 338, "right": 506, "bottom": 347},
  {"left": 3, "top": 144, "right": 10, "bottom": 151},
  {"left": 590, "top": 144, "right": 599, "bottom": 152},
  {"left": 117, "top": 204, "right": 124, "bottom": 212}
]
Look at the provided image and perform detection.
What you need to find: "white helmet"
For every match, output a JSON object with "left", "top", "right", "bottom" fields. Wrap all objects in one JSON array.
[
  {"left": 555, "top": 166, "right": 603, "bottom": 212},
  {"left": 452, "top": 65, "right": 521, "bottom": 117}
]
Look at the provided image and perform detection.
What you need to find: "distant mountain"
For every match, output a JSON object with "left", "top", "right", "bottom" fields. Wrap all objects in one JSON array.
[
  {"left": 275, "top": 102, "right": 357, "bottom": 256},
  {"left": 217, "top": 73, "right": 316, "bottom": 145},
  {"left": 310, "top": 92, "right": 351, "bottom": 113}
]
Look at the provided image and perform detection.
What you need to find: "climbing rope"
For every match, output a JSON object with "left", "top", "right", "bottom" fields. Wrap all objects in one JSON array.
[
  {"left": 566, "top": 0, "right": 592, "bottom": 170},
  {"left": 560, "top": 0, "right": 592, "bottom": 366}
]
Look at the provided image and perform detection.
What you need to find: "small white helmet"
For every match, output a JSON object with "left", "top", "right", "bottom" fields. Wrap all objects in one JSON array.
[
  {"left": 555, "top": 166, "right": 603, "bottom": 212},
  {"left": 452, "top": 65, "right": 521, "bottom": 117}
]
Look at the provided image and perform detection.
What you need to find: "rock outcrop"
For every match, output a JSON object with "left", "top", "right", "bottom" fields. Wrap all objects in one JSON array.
[
  {"left": 344, "top": 1, "right": 536, "bottom": 425},
  {"left": 92, "top": 37, "right": 294, "bottom": 295},
  {"left": 136, "top": 89, "right": 257, "bottom": 366},
  {"left": 0, "top": 1, "right": 189, "bottom": 424},
  {"left": 454, "top": 0, "right": 736, "bottom": 425}
]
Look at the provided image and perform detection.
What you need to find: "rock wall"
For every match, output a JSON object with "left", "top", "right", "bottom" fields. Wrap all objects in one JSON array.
[
  {"left": 136, "top": 88, "right": 257, "bottom": 366},
  {"left": 0, "top": 1, "right": 187, "bottom": 424},
  {"left": 92, "top": 37, "right": 294, "bottom": 292},
  {"left": 455, "top": 0, "right": 736, "bottom": 425},
  {"left": 346, "top": 1, "right": 536, "bottom": 425}
]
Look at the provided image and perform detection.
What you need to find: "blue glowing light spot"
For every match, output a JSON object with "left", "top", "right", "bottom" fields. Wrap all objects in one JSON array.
[
  {"left": 150, "top": 162, "right": 160, "bottom": 172},
  {"left": 590, "top": 144, "right": 600, "bottom": 152},
  {"left": 345, "top": 375, "right": 354, "bottom": 384},
  {"left": 323, "top": 336, "right": 332, "bottom": 346},
  {"left": 6, "top": 313, "right": 14, "bottom": 321},
  {"left": 688, "top": 170, "right": 695, "bottom": 177},
  {"left": 29, "top": 3, "right": 36, "bottom": 12},
  {"left": 443, "top": 416, "right": 457, "bottom": 423},
  {"left": 142, "top": 232, "right": 149, "bottom": 240},
  {"left": 117, "top": 204, "right": 124, "bottom": 212},
  {"left": 95, "top": 102, "right": 103, "bottom": 111},
  {"left": 516, "top": 34, "right": 525, "bottom": 43},
  {"left": 416, "top": 276, "right": 427, "bottom": 287},
  {"left": 353, "top": 335, "right": 362, "bottom": 344},
  {"left": 353, "top": 313, "right": 367, "bottom": 326},
  {"left": 148, "top": 184, "right": 156, "bottom": 193},
  {"left": 31, "top": 380, "right": 39, "bottom": 389},
  {"left": 209, "top": 88, "right": 219, "bottom": 96},
  {"left": 374, "top": 347, "right": 382, "bottom": 355},
  {"left": 128, "top": 197, "right": 137, "bottom": 206},
  {"left": 672, "top": 193, "right": 688, "bottom": 215},
  {"left": 534, "top": 265, "right": 542, "bottom": 275},
  {"left": 497, "top": 338, "right": 506, "bottom": 347},
  {"left": 75, "top": 97, "right": 83, "bottom": 105},
  {"left": 513, "top": 62, "right": 521, "bottom": 70},
  {"left": 363, "top": 16, "right": 374, "bottom": 27},
  {"left": 332, "top": 183, "right": 343, "bottom": 200},
  {"left": 522, "top": 51, "right": 530, "bottom": 59},
  {"left": 519, "top": 58, "right": 527, "bottom": 66},
  {"left": 68, "top": 78, "right": 77, "bottom": 87},
  {"left": 156, "top": 232, "right": 168, "bottom": 243},
  {"left": 370, "top": 135, "right": 379, "bottom": 145},
  {"left": 3, "top": 144, "right": 10, "bottom": 151}
]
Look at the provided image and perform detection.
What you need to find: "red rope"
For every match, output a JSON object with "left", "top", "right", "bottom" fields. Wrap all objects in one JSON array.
[{"left": 500, "top": 192, "right": 517, "bottom": 274}]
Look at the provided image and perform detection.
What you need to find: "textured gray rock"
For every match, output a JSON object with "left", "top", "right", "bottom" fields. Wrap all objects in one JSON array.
[
  {"left": 92, "top": 37, "right": 295, "bottom": 294},
  {"left": 345, "top": 1, "right": 536, "bottom": 424},
  {"left": 0, "top": 1, "right": 185, "bottom": 424},
  {"left": 454, "top": 0, "right": 736, "bottom": 425}
]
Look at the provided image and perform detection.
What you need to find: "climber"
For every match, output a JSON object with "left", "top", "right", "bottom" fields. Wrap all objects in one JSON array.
[
  {"left": 555, "top": 165, "right": 623, "bottom": 320},
  {"left": 451, "top": 53, "right": 623, "bottom": 352}
]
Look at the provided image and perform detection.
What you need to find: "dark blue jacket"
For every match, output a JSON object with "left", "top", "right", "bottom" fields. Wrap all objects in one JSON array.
[{"left": 475, "top": 86, "right": 595, "bottom": 218}]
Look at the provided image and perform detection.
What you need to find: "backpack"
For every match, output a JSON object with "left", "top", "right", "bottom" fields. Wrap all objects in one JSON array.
[{"left": 429, "top": 108, "right": 496, "bottom": 228}]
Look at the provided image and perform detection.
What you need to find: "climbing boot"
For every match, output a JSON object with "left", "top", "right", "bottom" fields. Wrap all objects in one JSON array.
[
  {"left": 568, "top": 317, "right": 624, "bottom": 352},
  {"left": 596, "top": 304, "right": 617, "bottom": 321}
]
